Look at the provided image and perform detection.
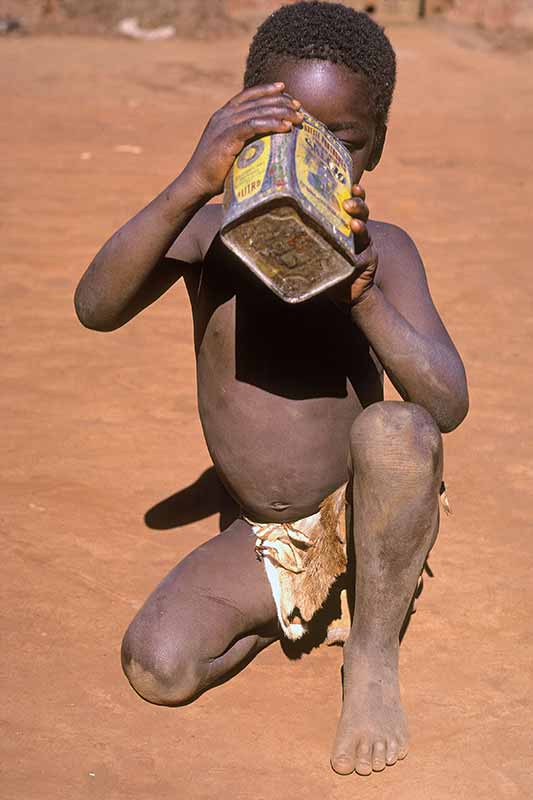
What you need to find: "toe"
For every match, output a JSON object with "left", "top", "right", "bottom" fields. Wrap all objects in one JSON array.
[
  {"left": 354, "top": 740, "right": 373, "bottom": 776},
  {"left": 397, "top": 738, "right": 409, "bottom": 761},
  {"left": 330, "top": 752, "right": 355, "bottom": 775},
  {"left": 386, "top": 738, "right": 399, "bottom": 766},
  {"left": 372, "top": 740, "right": 387, "bottom": 772},
  {"left": 331, "top": 723, "right": 356, "bottom": 775}
]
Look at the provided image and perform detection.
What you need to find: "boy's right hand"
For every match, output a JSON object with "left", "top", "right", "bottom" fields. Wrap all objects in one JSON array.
[{"left": 184, "top": 82, "right": 304, "bottom": 199}]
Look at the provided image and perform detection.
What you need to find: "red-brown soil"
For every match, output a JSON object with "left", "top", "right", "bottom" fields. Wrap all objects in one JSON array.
[{"left": 2, "top": 24, "right": 532, "bottom": 800}]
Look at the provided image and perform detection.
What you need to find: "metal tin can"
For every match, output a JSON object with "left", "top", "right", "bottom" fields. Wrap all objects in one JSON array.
[{"left": 220, "top": 111, "right": 356, "bottom": 304}]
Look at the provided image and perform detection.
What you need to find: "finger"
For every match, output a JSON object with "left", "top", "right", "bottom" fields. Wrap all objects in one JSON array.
[
  {"left": 229, "top": 117, "right": 295, "bottom": 141},
  {"left": 229, "top": 82, "right": 285, "bottom": 106},
  {"left": 235, "top": 95, "right": 302, "bottom": 115},
  {"left": 232, "top": 106, "right": 304, "bottom": 128},
  {"left": 282, "top": 91, "right": 301, "bottom": 108},
  {"left": 343, "top": 196, "right": 369, "bottom": 222},
  {"left": 351, "top": 184, "right": 366, "bottom": 201},
  {"left": 351, "top": 220, "right": 371, "bottom": 254}
]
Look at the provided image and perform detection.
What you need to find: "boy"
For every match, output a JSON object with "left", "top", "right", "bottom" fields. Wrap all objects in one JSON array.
[{"left": 74, "top": 2, "right": 468, "bottom": 777}]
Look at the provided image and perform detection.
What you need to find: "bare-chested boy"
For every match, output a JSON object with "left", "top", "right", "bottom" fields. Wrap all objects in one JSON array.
[{"left": 74, "top": 2, "right": 468, "bottom": 777}]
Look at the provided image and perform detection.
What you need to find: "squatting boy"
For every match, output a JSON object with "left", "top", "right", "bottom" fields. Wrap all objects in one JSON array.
[{"left": 75, "top": 2, "right": 468, "bottom": 777}]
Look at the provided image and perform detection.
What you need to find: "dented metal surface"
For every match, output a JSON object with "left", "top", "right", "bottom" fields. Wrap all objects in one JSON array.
[{"left": 221, "top": 112, "right": 356, "bottom": 303}]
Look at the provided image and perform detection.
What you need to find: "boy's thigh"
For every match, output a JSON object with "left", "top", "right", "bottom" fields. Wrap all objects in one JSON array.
[{"left": 125, "top": 518, "right": 277, "bottom": 664}]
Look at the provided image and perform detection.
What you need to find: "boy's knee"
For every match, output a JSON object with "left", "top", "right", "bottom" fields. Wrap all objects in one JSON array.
[
  {"left": 121, "top": 622, "right": 203, "bottom": 706},
  {"left": 349, "top": 401, "right": 442, "bottom": 477}
]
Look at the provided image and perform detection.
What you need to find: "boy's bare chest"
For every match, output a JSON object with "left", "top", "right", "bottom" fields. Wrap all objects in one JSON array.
[{"left": 186, "top": 241, "right": 383, "bottom": 405}]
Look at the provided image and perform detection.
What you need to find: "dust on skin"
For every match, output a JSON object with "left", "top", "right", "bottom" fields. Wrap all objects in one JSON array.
[{"left": 75, "top": 56, "right": 467, "bottom": 777}]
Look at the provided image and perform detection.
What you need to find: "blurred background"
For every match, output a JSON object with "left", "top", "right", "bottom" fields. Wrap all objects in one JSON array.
[
  {"left": 3, "top": 0, "right": 533, "bottom": 38},
  {"left": 2, "top": 2, "right": 533, "bottom": 799}
]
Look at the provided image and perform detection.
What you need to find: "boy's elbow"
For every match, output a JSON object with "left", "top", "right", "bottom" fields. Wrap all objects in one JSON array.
[
  {"left": 73, "top": 286, "right": 118, "bottom": 332},
  {"left": 439, "top": 395, "right": 469, "bottom": 433},
  {"left": 438, "top": 379, "right": 469, "bottom": 434}
]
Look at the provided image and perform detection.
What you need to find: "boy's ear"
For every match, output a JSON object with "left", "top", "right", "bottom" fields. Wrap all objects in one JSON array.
[{"left": 366, "top": 125, "right": 387, "bottom": 172}]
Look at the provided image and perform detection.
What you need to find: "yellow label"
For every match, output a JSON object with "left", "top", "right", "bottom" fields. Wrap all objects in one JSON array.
[
  {"left": 295, "top": 120, "right": 352, "bottom": 237},
  {"left": 232, "top": 137, "right": 271, "bottom": 203}
]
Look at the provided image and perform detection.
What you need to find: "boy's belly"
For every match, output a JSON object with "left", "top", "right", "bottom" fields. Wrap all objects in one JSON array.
[
  {"left": 193, "top": 287, "right": 383, "bottom": 522},
  {"left": 198, "top": 362, "right": 365, "bottom": 522}
]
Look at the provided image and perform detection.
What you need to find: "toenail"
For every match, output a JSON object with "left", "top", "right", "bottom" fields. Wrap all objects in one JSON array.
[
  {"left": 331, "top": 757, "right": 354, "bottom": 775},
  {"left": 333, "top": 755, "right": 350, "bottom": 766}
]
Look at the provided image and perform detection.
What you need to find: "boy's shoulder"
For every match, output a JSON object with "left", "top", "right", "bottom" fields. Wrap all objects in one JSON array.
[
  {"left": 368, "top": 219, "right": 419, "bottom": 253},
  {"left": 192, "top": 203, "right": 223, "bottom": 260},
  {"left": 167, "top": 203, "right": 223, "bottom": 265},
  {"left": 368, "top": 220, "right": 424, "bottom": 285},
  {"left": 196, "top": 203, "right": 223, "bottom": 251}
]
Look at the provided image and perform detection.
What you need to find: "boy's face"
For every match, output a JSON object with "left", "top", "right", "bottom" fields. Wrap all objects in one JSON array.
[{"left": 263, "top": 59, "right": 383, "bottom": 181}]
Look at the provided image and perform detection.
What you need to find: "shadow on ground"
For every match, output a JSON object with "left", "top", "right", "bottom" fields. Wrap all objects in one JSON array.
[{"left": 144, "top": 467, "right": 240, "bottom": 532}]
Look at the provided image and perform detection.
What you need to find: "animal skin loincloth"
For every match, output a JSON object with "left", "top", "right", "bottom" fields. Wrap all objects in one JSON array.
[
  {"left": 245, "top": 484, "right": 349, "bottom": 641},
  {"left": 245, "top": 482, "right": 451, "bottom": 643}
]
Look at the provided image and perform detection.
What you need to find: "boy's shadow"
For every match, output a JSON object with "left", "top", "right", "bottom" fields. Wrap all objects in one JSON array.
[{"left": 144, "top": 467, "right": 239, "bottom": 533}]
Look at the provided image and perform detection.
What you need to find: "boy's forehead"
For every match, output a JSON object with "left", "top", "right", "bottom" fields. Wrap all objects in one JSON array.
[{"left": 266, "top": 58, "right": 374, "bottom": 129}]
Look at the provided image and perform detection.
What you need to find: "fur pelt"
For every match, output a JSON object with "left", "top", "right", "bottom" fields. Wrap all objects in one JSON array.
[
  {"left": 247, "top": 484, "right": 348, "bottom": 640},
  {"left": 248, "top": 481, "right": 451, "bottom": 642}
]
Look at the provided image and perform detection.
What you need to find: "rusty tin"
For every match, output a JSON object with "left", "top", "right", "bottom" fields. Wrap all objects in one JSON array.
[{"left": 220, "top": 111, "right": 356, "bottom": 303}]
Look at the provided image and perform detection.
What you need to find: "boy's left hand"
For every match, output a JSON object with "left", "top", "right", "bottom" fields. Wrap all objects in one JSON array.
[{"left": 330, "top": 184, "right": 378, "bottom": 308}]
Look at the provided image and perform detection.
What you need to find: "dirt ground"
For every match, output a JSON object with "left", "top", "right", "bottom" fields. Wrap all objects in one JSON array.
[{"left": 2, "top": 22, "right": 533, "bottom": 800}]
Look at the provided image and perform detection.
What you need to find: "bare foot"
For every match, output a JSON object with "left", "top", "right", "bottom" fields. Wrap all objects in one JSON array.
[{"left": 330, "top": 640, "right": 409, "bottom": 776}]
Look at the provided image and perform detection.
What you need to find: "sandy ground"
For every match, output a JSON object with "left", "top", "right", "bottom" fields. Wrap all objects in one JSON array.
[{"left": 2, "top": 24, "right": 533, "bottom": 800}]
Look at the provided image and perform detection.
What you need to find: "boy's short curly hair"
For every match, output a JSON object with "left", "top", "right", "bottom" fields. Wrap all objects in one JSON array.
[{"left": 244, "top": 1, "right": 396, "bottom": 125}]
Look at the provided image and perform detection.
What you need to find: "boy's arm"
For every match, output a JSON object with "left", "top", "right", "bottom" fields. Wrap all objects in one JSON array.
[
  {"left": 74, "top": 175, "right": 209, "bottom": 331},
  {"left": 350, "top": 223, "right": 469, "bottom": 433},
  {"left": 74, "top": 82, "right": 304, "bottom": 331}
]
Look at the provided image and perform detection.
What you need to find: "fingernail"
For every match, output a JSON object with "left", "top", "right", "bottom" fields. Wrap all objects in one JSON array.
[
  {"left": 275, "top": 82, "right": 285, "bottom": 88},
  {"left": 292, "top": 99, "right": 301, "bottom": 109}
]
